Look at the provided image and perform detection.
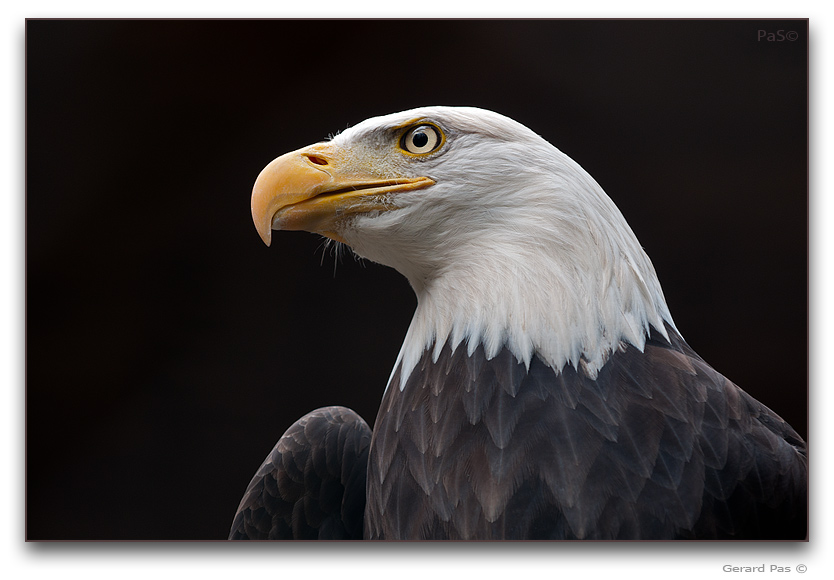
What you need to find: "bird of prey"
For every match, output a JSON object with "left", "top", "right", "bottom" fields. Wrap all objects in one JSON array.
[{"left": 230, "top": 106, "right": 807, "bottom": 540}]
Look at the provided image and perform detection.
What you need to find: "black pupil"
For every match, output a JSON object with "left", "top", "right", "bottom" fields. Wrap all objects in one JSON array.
[{"left": 412, "top": 130, "right": 429, "bottom": 148}]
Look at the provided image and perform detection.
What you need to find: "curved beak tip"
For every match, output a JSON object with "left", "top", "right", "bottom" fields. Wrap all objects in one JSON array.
[{"left": 253, "top": 211, "right": 274, "bottom": 247}]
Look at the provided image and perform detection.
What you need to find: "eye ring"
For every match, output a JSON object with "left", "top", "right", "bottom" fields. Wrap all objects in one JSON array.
[{"left": 400, "top": 124, "right": 443, "bottom": 155}]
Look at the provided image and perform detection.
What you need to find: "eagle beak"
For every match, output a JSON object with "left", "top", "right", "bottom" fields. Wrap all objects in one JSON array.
[{"left": 251, "top": 142, "right": 434, "bottom": 246}]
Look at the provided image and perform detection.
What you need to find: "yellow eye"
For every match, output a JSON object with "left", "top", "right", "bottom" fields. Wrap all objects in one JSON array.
[{"left": 401, "top": 124, "right": 442, "bottom": 155}]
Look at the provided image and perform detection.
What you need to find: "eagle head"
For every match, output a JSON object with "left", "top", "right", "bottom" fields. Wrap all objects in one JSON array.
[{"left": 251, "top": 106, "right": 674, "bottom": 389}]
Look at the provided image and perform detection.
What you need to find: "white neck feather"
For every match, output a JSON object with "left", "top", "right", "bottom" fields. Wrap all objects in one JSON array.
[
  {"left": 406, "top": 185, "right": 669, "bottom": 392},
  {"left": 393, "top": 246, "right": 673, "bottom": 392},
  {"left": 383, "top": 174, "right": 674, "bottom": 392}
]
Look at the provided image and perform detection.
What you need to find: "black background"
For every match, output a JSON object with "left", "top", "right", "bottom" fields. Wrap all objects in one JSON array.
[{"left": 26, "top": 19, "right": 807, "bottom": 540}]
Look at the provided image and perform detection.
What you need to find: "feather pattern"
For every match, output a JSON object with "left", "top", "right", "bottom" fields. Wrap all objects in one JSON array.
[
  {"left": 365, "top": 324, "right": 807, "bottom": 540},
  {"left": 229, "top": 407, "right": 371, "bottom": 540}
]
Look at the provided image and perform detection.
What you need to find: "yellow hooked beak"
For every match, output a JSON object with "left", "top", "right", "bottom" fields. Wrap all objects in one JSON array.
[{"left": 251, "top": 142, "right": 435, "bottom": 246}]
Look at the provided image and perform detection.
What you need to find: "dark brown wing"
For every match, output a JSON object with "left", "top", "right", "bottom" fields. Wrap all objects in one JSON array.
[
  {"left": 365, "top": 325, "right": 807, "bottom": 540},
  {"left": 229, "top": 406, "right": 371, "bottom": 540}
]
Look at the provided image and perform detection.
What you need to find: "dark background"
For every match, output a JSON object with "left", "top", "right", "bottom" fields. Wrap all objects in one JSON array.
[{"left": 26, "top": 19, "right": 807, "bottom": 540}]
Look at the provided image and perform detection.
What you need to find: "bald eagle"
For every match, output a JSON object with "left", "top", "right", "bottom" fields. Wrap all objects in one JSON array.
[{"left": 230, "top": 106, "right": 807, "bottom": 540}]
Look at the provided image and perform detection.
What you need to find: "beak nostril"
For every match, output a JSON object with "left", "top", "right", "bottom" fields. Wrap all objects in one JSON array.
[{"left": 307, "top": 155, "right": 329, "bottom": 166}]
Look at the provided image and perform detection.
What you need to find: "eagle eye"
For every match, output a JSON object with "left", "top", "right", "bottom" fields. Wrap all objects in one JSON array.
[{"left": 401, "top": 124, "right": 442, "bottom": 155}]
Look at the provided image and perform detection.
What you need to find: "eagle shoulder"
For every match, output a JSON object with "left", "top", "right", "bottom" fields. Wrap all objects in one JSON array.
[{"left": 229, "top": 406, "right": 371, "bottom": 540}]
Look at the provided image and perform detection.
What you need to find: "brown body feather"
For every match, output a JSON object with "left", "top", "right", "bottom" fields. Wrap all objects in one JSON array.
[{"left": 230, "top": 325, "right": 806, "bottom": 540}]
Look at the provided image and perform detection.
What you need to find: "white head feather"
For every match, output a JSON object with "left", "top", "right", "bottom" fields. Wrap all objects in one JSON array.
[{"left": 330, "top": 106, "right": 675, "bottom": 391}]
